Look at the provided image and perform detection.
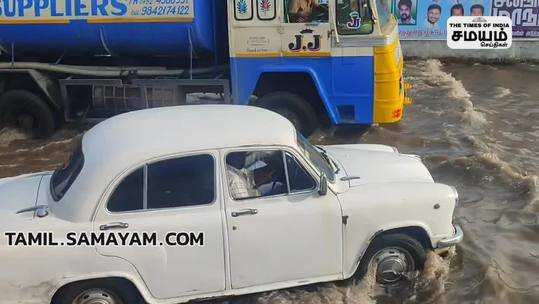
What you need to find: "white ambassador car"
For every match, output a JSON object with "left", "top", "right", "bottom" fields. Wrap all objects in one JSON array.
[{"left": 0, "top": 106, "right": 462, "bottom": 304}]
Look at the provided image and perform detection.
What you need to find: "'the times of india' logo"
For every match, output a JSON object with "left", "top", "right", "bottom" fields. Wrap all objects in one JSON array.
[{"left": 447, "top": 16, "right": 513, "bottom": 50}]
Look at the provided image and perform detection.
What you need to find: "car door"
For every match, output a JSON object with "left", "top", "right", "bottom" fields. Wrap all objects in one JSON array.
[
  {"left": 93, "top": 151, "right": 226, "bottom": 300},
  {"left": 222, "top": 147, "right": 343, "bottom": 289}
]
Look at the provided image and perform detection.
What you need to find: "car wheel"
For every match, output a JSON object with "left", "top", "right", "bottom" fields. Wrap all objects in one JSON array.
[
  {"left": 70, "top": 288, "right": 123, "bottom": 304},
  {"left": 358, "top": 234, "right": 426, "bottom": 286},
  {"left": 254, "top": 91, "right": 318, "bottom": 136},
  {"left": 0, "top": 90, "right": 56, "bottom": 139},
  {"left": 52, "top": 280, "right": 141, "bottom": 304}
]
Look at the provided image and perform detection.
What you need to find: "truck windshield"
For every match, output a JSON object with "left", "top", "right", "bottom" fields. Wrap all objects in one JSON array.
[
  {"left": 297, "top": 133, "right": 335, "bottom": 182},
  {"left": 336, "top": 0, "right": 374, "bottom": 35},
  {"left": 50, "top": 140, "right": 84, "bottom": 201},
  {"left": 376, "top": 0, "right": 392, "bottom": 30},
  {"left": 285, "top": 0, "right": 329, "bottom": 23}
]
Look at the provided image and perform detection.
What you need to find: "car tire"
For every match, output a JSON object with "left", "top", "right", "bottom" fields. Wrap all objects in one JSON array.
[
  {"left": 0, "top": 90, "right": 56, "bottom": 139},
  {"left": 254, "top": 91, "right": 318, "bottom": 136},
  {"left": 52, "top": 279, "right": 142, "bottom": 304},
  {"left": 356, "top": 233, "right": 426, "bottom": 286}
]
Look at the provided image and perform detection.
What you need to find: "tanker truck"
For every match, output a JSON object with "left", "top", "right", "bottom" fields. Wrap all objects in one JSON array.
[{"left": 0, "top": 0, "right": 412, "bottom": 138}]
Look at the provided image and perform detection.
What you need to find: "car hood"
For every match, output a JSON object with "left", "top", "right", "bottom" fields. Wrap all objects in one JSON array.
[
  {"left": 0, "top": 172, "right": 49, "bottom": 219},
  {"left": 324, "top": 145, "right": 434, "bottom": 187}
]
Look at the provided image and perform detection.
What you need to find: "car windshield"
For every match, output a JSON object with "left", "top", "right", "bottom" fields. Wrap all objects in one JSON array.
[
  {"left": 50, "top": 139, "right": 84, "bottom": 201},
  {"left": 296, "top": 132, "right": 336, "bottom": 182}
]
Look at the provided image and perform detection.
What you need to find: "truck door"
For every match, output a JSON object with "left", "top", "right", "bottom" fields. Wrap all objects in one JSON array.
[
  {"left": 281, "top": 0, "right": 331, "bottom": 57},
  {"left": 331, "top": 0, "right": 376, "bottom": 123},
  {"left": 222, "top": 148, "right": 343, "bottom": 289},
  {"left": 94, "top": 152, "right": 226, "bottom": 300}
]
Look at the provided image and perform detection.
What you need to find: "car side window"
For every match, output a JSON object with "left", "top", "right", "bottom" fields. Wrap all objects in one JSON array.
[
  {"left": 107, "top": 154, "right": 214, "bottom": 212},
  {"left": 147, "top": 155, "right": 214, "bottom": 209},
  {"left": 285, "top": 152, "right": 316, "bottom": 192},
  {"left": 226, "top": 150, "right": 287, "bottom": 200},
  {"left": 107, "top": 168, "right": 144, "bottom": 212}
]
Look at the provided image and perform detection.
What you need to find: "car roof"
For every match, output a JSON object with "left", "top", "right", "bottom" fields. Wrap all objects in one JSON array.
[
  {"left": 53, "top": 105, "right": 299, "bottom": 222},
  {"left": 82, "top": 105, "right": 297, "bottom": 168}
]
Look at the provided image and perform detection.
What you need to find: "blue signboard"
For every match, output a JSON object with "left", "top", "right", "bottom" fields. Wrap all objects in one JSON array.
[{"left": 393, "top": 0, "right": 538, "bottom": 40}]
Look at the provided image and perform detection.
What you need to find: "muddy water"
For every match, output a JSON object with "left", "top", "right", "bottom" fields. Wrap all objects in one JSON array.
[{"left": 0, "top": 60, "right": 537, "bottom": 303}]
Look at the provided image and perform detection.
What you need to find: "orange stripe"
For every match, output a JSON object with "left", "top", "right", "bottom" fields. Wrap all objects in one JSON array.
[
  {"left": 282, "top": 51, "right": 331, "bottom": 58},
  {"left": 235, "top": 51, "right": 281, "bottom": 58},
  {"left": 87, "top": 17, "right": 194, "bottom": 24}
]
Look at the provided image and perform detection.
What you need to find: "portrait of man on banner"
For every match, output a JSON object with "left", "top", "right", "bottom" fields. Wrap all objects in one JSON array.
[
  {"left": 395, "top": 0, "right": 417, "bottom": 25},
  {"left": 393, "top": 0, "right": 498, "bottom": 40},
  {"left": 426, "top": 3, "right": 442, "bottom": 28}
]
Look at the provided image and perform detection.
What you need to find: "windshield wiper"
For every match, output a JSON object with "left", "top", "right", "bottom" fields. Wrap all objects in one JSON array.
[
  {"left": 330, "top": 157, "right": 340, "bottom": 174},
  {"left": 315, "top": 145, "right": 327, "bottom": 153},
  {"left": 316, "top": 145, "right": 340, "bottom": 174}
]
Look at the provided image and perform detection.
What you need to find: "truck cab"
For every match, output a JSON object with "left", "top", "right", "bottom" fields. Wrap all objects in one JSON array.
[
  {"left": 0, "top": 0, "right": 411, "bottom": 138},
  {"left": 228, "top": 0, "right": 412, "bottom": 134}
]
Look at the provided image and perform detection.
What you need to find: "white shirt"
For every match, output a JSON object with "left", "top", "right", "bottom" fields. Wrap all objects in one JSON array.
[{"left": 227, "top": 166, "right": 260, "bottom": 200}]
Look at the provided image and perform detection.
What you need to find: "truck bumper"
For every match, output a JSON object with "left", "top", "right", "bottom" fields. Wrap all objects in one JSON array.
[{"left": 436, "top": 224, "right": 464, "bottom": 249}]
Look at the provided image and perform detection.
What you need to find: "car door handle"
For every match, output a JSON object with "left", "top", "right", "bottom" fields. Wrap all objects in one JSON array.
[
  {"left": 100, "top": 222, "right": 129, "bottom": 231},
  {"left": 231, "top": 209, "right": 258, "bottom": 217}
]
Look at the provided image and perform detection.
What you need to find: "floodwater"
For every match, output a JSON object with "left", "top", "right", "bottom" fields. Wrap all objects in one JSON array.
[{"left": 0, "top": 59, "right": 537, "bottom": 303}]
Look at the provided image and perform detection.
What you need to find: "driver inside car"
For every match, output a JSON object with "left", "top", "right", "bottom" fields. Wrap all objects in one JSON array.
[
  {"left": 226, "top": 151, "right": 286, "bottom": 200},
  {"left": 253, "top": 155, "right": 286, "bottom": 196},
  {"left": 227, "top": 153, "right": 260, "bottom": 200}
]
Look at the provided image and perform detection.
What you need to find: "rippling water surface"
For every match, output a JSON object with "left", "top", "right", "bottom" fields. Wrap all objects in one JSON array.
[{"left": 0, "top": 60, "right": 537, "bottom": 303}]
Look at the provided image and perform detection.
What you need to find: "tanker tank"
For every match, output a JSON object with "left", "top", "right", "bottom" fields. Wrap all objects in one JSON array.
[{"left": 0, "top": 0, "right": 228, "bottom": 63}]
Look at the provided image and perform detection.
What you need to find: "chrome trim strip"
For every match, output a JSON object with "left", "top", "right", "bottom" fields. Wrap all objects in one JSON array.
[
  {"left": 143, "top": 164, "right": 148, "bottom": 210},
  {"left": 437, "top": 225, "right": 464, "bottom": 248},
  {"left": 283, "top": 151, "right": 291, "bottom": 194}
]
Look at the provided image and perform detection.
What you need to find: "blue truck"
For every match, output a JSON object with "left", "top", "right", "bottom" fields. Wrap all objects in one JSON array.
[{"left": 0, "top": 0, "right": 411, "bottom": 137}]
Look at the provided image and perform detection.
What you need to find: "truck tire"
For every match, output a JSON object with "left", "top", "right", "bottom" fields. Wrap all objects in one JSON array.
[
  {"left": 254, "top": 92, "right": 318, "bottom": 136},
  {"left": 356, "top": 233, "right": 426, "bottom": 286},
  {"left": 52, "top": 279, "right": 143, "bottom": 304},
  {"left": 0, "top": 90, "right": 56, "bottom": 139}
]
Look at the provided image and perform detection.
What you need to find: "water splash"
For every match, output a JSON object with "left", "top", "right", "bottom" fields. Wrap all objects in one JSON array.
[
  {"left": 230, "top": 265, "right": 378, "bottom": 304},
  {"left": 421, "top": 60, "right": 487, "bottom": 128},
  {"left": 0, "top": 128, "right": 28, "bottom": 147},
  {"left": 411, "top": 250, "right": 455, "bottom": 303},
  {"left": 493, "top": 87, "right": 512, "bottom": 99}
]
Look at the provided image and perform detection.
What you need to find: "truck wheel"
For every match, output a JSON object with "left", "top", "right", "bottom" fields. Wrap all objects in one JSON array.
[
  {"left": 0, "top": 90, "right": 56, "bottom": 139},
  {"left": 357, "top": 234, "right": 426, "bottom": 286},
  {"left": 52, "top": 279, "right": 142, "bottom": 304},
  {"left": 255, "top": 92, "right": 318, "bottom": 136}
]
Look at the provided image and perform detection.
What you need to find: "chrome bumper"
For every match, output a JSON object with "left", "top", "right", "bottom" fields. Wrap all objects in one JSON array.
[{"left": 437, "top": 225, "right": 463, "bottom": 248}]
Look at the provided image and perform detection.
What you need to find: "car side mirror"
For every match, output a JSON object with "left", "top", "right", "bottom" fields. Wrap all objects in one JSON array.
[{"left": 318, "top": 174, "right": 328, "bottom": 196}]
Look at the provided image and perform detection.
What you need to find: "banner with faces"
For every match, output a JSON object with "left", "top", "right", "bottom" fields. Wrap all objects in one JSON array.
[{"left": 392, "top": 0, "right": 538, "bottom": 40}]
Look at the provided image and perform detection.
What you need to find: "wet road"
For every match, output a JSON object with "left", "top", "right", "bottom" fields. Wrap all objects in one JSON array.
[{"left": 1, "top": 59, "right": 537, "bottom": 303}]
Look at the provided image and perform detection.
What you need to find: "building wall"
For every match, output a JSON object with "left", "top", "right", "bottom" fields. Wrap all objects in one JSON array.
[{"left": 401, "top": 40, "right": 539, "bottom": 62}]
